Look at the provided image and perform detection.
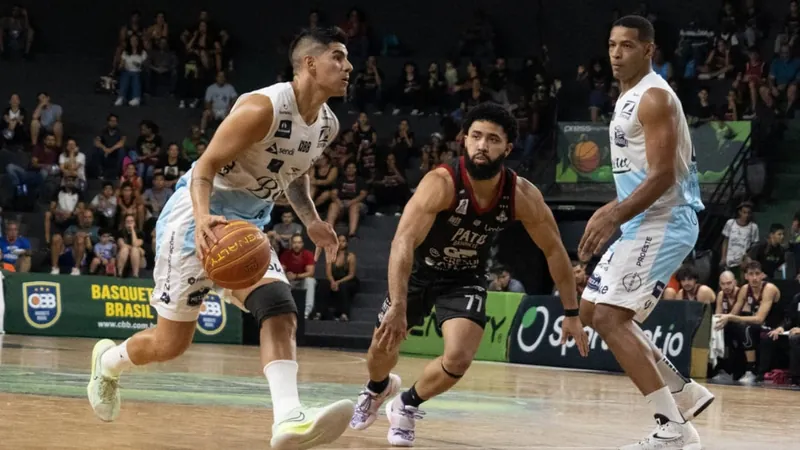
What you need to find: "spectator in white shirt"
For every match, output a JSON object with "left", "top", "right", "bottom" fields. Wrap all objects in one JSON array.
[
  {"left": 200, "top": 71, "right": 237, "bottom": 133},
  {"left": 722, "top": 202, "right": 760, "bottom": 281},
  {"left": 59, "top": 138, "right": 86, "bottom": 192},
  {"left": 90, "top": 182, "right": 118, "bottom": 230},
  {"left": 115, "top": 35, "right": 147, "bottom": 107}
]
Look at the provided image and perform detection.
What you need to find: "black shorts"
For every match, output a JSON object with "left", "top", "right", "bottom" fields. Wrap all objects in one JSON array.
[{"left": 377, "top": 271, "right": 488, "bottom": 329}]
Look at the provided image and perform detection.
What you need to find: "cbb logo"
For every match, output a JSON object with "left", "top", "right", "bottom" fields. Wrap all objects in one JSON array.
[
  {"left": 23, "top": 281, "right": 62, "bottom": 329},
  {"left": 196, "top": 291, "right": 226, "bottom": 335}
]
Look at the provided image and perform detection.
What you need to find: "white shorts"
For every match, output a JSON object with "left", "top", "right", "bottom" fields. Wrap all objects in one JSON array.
[
  {"left": 149, "top": 187, "right": 288, "bottom": 322},
  {"left": 581, "top": 206, "right": 698, "bottom": 322}
]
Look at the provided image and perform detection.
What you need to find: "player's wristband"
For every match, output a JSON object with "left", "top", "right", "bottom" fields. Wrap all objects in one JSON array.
[{"left": 564, "top": 308, "right": 579, "bottom": 317}]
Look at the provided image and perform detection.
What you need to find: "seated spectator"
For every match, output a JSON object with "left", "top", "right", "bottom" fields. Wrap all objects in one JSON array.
[
  {"left": 720, "top": 88, "right": 741, "bottom": 121},
  {"left": 462, "top": 79, "right": 490, "bottom": 115},
  {"left": 341, "top": 8, "right": 369, "bottom": 58},
  {"left": 356, "top": 138, "right": 378, "bottom": 185},
  {"left": 93, "top": 114, "right": 127, "bottom": 180},
  {"left": 154, "top": 143, "right": 190, "bottom": 189},
  {"left": 0, "top": 220, "right": 31, "bottom": 272},
  {"left": 3, "top": 93, "right": 26, "bottom": 148},
  {"left": 61, "top": 209, "right": 100, "bottom": 276},
  {"left": 389, "top": 119, "right": 414, "bottom": 167},
  {"left": 691, "top": 87, "right": 717, "bottom": 124},
  {"left": 715, "top": 270, "right": 739, "bottom": 315},
  {"left": 269, "top": 211, "right": 303, "bottom": 253},
  {"left": 740, "top": 48, "right": 765, "bottom": 115},
  {"left": 331, "top": 129, "right": 356, "bottom": 168},
  {"left": 90, "top": 182, "right": 118, "bottom": 230},
  {"left": 715, "top": 261, "right": 780, "bottom": 384},
  {"left": 117, "top": 213, "right": 145, "bottom": 278},
  {"left": 201, "top": 71, "right": 237, "bottom": 134},
  {"left": 89, "top": 230, "right": 117, "bottom": 276},
  {"left": 177, "top": 44, "right": 205, "bottom": 109},
  {"left": 144, "top": 37, "right": 177, "bottom": 96},
  {"left": 698, "top": 39, "right": 733, "bottom": 80},
  {"left": 424, "top": 62, "right": 446, "bottom": 114},
  {"left": 1, "top": 5, "right": 33, "bottom": 57},
  {"left": 142, "top": 173, "right": 173, "bottom": 231},
  {"left": 144, "top": 11, "right": 169, "bottom": 49},
  {"left": 673, "top": 264, "right": 715, "bottom": 303},
  {"left": 115, "top": 35, "right": 147, "bottom": 107},
  {"left": 651, "top": 48, "right": 673, "bottom": 80},
  {"left": 315, "top": 234, "right": 358, "bottom": 321},
  {"left": 393, "top": 62, "right": 423, "bottom": 115},
  {"left": 748, "top": 223, "right": 786, "bottom": 278},
  {"left": 487, "top": 57, "right": 510, "bottom": 106},
  {"left": 768, "top": 45, "right": 800, "bottom": 114},
  {"left": 759, "top": 291, "right": 800, "bottom": 385},
  {"left": 278, "top": 234, "right": 316, "bottom": 319},
  {"left": 352, "top": 112, "right": 377, "bottom": 152},
  {"left": 554, "top": 261, "right": 587, "bottom": 299},
  {"left": 352, "top": 56, "right": 384, "bottom": 113},
  {"left": 213, "top": 29, "right": 234, "bottom": 73},
  {"left": 373, "top": 153, "right": 408, "bottom": 214},
  {"left": 120, "top": 163, "right": 144, "bottom": 195},
  {"left": 181, "top": 124, "right": 207, "bottom": 161},
  {"left": 6, "top": 132, "right": 59, "bottom": 197},
  {"left": 59, "top": 138, "right": 87, "bottom": 192},
  {"left": 310, "top": 154, "right": 338, "bottom": 206},
  {"left": 327, "top": 161, "right": 368, "bottom": 238},
  {"left": 791, "top": 212, "right": 800, "bottom": 280},
  {"left": 117, "top": 181, "right": 144, "bottom": 230},
  {"left": 30, "top": 92, "right": 63, "bottom": 147},
  {"left": 721, "top": 201, "right": 759, "bottom": 280},
  {"left": 134, "top": 120, "right": 162, "bottom": 181},
  {"left": 489, "top": 265, "right": 526, "bottom": 293}
]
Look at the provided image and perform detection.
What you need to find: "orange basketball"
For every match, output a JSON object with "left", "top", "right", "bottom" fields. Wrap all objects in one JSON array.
[
  {"left": 573, "top": 141, "right": 600, "bottom": 174},
  {"left": 203, "top": 220, "right": 272, "bottom": 290}
]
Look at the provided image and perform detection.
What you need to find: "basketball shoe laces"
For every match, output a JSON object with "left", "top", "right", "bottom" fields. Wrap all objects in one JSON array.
[
  {"left": 391, "top": 405, "right": 425, "bottom": 441},
  {"left": 99, "top": 377, "right": 119, "bottom": 403},
  {"left": 353, "top": 390, "right": 376, "bottom": 421}
]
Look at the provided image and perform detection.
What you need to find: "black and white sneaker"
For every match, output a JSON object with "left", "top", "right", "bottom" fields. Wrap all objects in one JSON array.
[{"left": 620, "top": 414, "right": 701, "bottom": 450}]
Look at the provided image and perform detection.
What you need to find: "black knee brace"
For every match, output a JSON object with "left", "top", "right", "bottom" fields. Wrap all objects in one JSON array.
[
  {"left": 441, "top": 360, "right": 464, "bottom": 379},
  {"left": 244, "top": 281, "right": 298, "bottom": 326}
]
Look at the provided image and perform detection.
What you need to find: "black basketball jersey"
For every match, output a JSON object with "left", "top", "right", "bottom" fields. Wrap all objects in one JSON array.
[
  {"left": 413, "top": 157, "right": 517, "bottom": 278},
  {"left": 742, "top": 284, "right": 763, "bottom": 316},
  {"left": 720, "top": 288, "right": 738, "bottom": 314}
]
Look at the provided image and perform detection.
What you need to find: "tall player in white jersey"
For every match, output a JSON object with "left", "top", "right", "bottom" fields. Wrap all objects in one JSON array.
[
  {"left": 86, "top": 27, "right": 356, "bottom": 449},
  {"left": 577, "top": 16, "right": 713, "bottom": 450}
]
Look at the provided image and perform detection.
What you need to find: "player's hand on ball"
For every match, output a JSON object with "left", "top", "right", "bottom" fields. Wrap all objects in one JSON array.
[
  {"left": 578, "top": 210, "right": 618, "bottom": 261},
  {"left": 561, "top": 316, "right": 590, "bottom": 357},
  {"left": 195, "top": 213, "right": 228, "bottom": 261},
  {"left": 307, "top": 219, "right": 338, "bottom": 262},
  {"left": 376, "top": 305, "right": 407, "bottom": 351}
]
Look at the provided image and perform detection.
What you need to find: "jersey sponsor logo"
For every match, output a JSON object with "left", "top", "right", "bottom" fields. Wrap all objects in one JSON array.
[
  {"left": 275, "top": 120, "right": 292, "bottom": 139},
  {"left": 187, "top": 287, "right": 211, "bottom": 307},
  {"left": 443, "top": 246, "right": 478, "bottom": 259},
  {"left": 563, "top": 125, "right": 604, "bottom": 133},
  {"left": 247, "top": 176, "right": 282, "bottom": 200},
  {"left": 279, "top": 103, "right": 291, "bottom": 115},
  {"left": 429, "top": 248, "right": 440, "bottom": 257},
  {"left": 267, "top": 159, "right": 285, "bottom": 173},
  {"left": 622, "top": 273, "right": 643, "bottom": 292},
  {"left": 317, "top": 126, "right": 332, "bottom": 148},
  {"left": 23, "top": 281, "right": 61, "bottom": 329},
  {"left": 267, "top": 144, "right": 278, "bottom": 155},
  {"left": 218, "top": 161, "right": 236, "bottom": 176},
  {"left": 448, "top": 216, "right": 462, "bottom": 226},
  {"left": 619, "top": 100, "right": 636, "bottom": 120},
  {"left": 298, "top": 140, "right": 311, "bottom": 153},
  {"left": 587, "top": 274, "right": 601, "bottom": 291},
  {"left": 473, "top": 219, "right": 481, "bottom": 226},
  {"left": 496, "top": 210, "right": 508, "bottom": 223},
  {"left": 613, "top": 125, "right": 628, "bottom": 147},
  {"left": 651, "top": 281, "right": 666, "bottom": 300},
  {"left": 196, "top": 291, "right": 227, "bottom": 335},
  {"left": 451, "top": 228, "right": 488, "bottom": 247},
  {"left": 612, "top": 157, "right": 630, "bottom": 174},
  {"left": 636, "top": 236, "right": 653, "bottom": 267},
  {"left": 484, "top": 224, "right": 503, "bottom": 232},
  {"left": 455, "top": 199, "right": 469, "bottom": 215}
]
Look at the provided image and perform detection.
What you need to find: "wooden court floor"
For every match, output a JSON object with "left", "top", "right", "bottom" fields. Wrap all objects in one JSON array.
[{"left": 0, "top": 335, "right": 798, "bottom": 450}]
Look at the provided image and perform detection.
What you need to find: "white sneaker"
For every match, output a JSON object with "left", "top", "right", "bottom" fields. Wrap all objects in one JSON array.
[
  {"left": 50, "top": 267, "right": 59, "bottom": 275},
  {"left": 270, "top": 400, "right": 354, "bottom": 450},
  {"left": 70, "top": 267, "right": 80, "bottom": 276},
  {"left": 129, "top": 98, "right": 140, "bottom": 107},
  {"left": 710, "top": 370, "right": 733, "bottom": 383},
  {"left": 385, "top": 395, "right": 425, "bottom": 447},
  {"left": 739, "top": 371, "right": 757, "bottom": 385},
  {"left": 86, "top": 339, "right": 121, "bottom": 422},
  {"left": 114, "top": 97, "right": 124, "bottom": 106},
  {"left": 350, "top": 373, "right": 401, "bottom": 430},
  {"left": 673, "top": 381, "right": 714, "bottom": 421},
  {"left": 620, "top": 415, "right": 701, "bottom": 450}
]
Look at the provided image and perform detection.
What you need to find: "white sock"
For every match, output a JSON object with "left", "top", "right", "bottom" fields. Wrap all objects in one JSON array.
[
  {"left": 656, "top": 356, "right": 690, "bottom": 393},
  {"left": 100, "top": 339, "right": 134, "bottom": 377},
  {"left": 646, "top": 386, "right": 685, "bottom": 424},
  {"left": 264, "top": 360, "right": 302, "bottom": 422}
]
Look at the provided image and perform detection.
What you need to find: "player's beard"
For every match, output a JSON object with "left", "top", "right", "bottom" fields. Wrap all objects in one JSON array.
[{"left": 464, "top": 152, "right": 505, "bottom": 180}]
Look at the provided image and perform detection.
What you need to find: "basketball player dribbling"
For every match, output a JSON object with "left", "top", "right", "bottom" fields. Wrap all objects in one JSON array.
[
  {"left": 577, "top": 16, "right": 713, "bottom": 449},
  {"left": 86, "top": 27, "right": 356, "bottom": 450},
  {"left": 349, "top": 102, "right": 589, "bottom": 446}
]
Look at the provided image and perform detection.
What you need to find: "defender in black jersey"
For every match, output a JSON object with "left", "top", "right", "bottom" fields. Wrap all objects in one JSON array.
[
  {"left": 349, "top": 103, "right": 588, "bottom": 446},
  {"left": 715, "top": 261, "right": 780, "bottom": 383}
]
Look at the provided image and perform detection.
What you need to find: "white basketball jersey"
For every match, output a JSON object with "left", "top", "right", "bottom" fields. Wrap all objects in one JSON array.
[
  {"left": 609, "top": 71, "right": 703, "bottom": 213},
  {"left": 184, "top": 82, "right": 339, "bottom": 221}
]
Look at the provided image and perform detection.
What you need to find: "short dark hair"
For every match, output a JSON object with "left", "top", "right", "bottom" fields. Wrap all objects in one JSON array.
[
  {"left": 152, "top": 172, "right": 165, "bottom": 179},
  {"left": 461, "top": 102, "right": 518, "bottom": 144},
  {"left": 107, "top": 113, "right": 118, "bottom": 121},
  {"left": 291, "top": 233, "right": 304, "bottom": 242},
  {"left": 120, "top": 181, "right": 132, "bottom": 190},
  {"left": 102, "top": 181, "right": 114, "bottom": 189},
  {"left": 675, "top": 264, "right": 699, "bottom": 282},
  {"left": 492, "top": 265, "right": 511, "bottom": 276},
  {"left": 744, "top": 261, "right": 762, "bottom": 273},
  {"left": 769, "top": 223, "right": 785, "bottom": 233},
  {"left": 612, "top": 15, "right": 655, "bottom": 42},
  {"left": 289, "top": 26, "right": 348, "bottom": 67}
]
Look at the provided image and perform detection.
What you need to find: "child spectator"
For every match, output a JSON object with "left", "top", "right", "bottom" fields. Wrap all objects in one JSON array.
[
  {"left": 90, "top": 230, "right": 117, "bottom": 276},
  {"left": 90, "top": 182, "right": 118, "bottom": 230}
]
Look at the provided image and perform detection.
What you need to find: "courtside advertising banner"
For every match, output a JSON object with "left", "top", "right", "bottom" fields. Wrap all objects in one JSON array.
[
  {"left": 1, "top": 272, "right": 242, "bottom": 344},
  {"left": 508, "top": 295, "right": 704, "bottom": 376}
]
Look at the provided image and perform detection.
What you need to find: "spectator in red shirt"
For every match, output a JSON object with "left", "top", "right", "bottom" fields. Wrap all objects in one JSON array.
[
  {"left": 5, "top": 132, "right": 59, "bottom": 197},
  {"left": 278, "top": 233, "right": 317, "bottom": 319}
]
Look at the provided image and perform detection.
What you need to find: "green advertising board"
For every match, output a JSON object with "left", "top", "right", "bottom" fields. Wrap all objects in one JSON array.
[
  {"left": 2, "top": 272, "right": 242, "bottom": 344},
  {"left": 555, "top": 121, "right": 750, "bottom": 184},
  {"left": 400, "top": 292, "right": 523, "bottom": 362}
]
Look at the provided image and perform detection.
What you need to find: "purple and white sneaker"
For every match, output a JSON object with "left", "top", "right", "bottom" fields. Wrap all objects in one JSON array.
[
  {"left": 350, "top": 373, "right": 401, "bottom": 430},
  {"left": 385, "top": 394, "right": 425, "bottom": 447}
]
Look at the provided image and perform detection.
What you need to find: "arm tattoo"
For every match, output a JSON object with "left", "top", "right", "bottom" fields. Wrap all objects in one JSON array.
[{"left": 285, "top": 175, "right": 321, "bottom": 226}]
